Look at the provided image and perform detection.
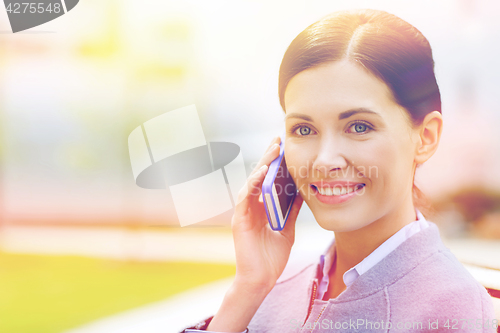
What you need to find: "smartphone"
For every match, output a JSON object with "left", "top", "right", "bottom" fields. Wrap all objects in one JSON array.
[{"left": 262, "top": 134, "right": 298, "bottom": 231}]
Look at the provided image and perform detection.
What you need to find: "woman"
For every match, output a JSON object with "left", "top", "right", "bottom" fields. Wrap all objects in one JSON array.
[{"left": 183, "top": 9, "right": 496, "bottom": 333}]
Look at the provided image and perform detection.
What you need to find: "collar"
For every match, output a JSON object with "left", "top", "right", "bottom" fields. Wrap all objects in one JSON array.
[{"left": 316, "top": 208, "right": 430, "bottom": 300}]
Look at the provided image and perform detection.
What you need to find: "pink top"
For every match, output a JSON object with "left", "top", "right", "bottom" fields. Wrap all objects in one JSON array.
[
  {"left": 316, "top": 209, "right": 429, "bottom": 300},
  {"left": 183, "top": 209, "right": 496, "bottom": 333}
]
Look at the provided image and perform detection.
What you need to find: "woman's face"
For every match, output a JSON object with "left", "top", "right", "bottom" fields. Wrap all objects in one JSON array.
[{"left": 284, "top": 60, "right": 420, "bottom": 232}]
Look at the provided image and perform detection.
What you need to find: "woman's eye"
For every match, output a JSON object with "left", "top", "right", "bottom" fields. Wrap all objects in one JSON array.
[
  {"left": 348, "top": 122, "right": 372, "bottom": 134},
  {"left": 354, "top": 124, "right": 367, "bottom": 132},
  {"left": 293, "top": 125, "right": 313, "bottom": 136}
]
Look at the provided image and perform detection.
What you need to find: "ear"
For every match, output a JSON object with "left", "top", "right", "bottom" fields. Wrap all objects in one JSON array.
[{"left": 414, "top": 111, "right": 443, "bottom": 165}]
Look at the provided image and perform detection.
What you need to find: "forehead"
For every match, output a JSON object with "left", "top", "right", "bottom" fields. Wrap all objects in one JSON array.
[{"left": 284, "top": 60, "right": 405, "bottom": 121}]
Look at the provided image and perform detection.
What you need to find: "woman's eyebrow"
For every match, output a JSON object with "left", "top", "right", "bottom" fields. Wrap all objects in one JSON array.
[
  {"left": 338, "top": 108, "right": 380, "bottom": 120},
  {"left": 284, "top": 108, "right": 380, "bottom": 122},
  {"left": 284, "top": 113, "right": 313, "bottom": 121}
]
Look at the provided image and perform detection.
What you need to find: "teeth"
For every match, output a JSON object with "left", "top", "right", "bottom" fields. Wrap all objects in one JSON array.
[{"left": 315, "top": 184, "right": 365, "bottom": 196}]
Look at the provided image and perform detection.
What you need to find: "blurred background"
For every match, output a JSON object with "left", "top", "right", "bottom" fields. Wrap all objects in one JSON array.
[{"left": 0, "top": 0, "right": 499, "bottom": 332}]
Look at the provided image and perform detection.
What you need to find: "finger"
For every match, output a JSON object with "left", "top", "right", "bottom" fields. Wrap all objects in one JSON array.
[
  {"left": 249, "top": 138, "right": 281, "bottom": 178},
  {"left": 235, "top": 143, "right": 279, "bottom": 213},
  {"left": 249, "top": 136, "right": 281, "bottom": 176},
  {"left": 233, "top": 136, "right": 282, "bottom": 219},
  {"left": 244, "top": 143, "right": 280, "bottom": 205},
  {"left": 234, "top": 163, "right": 269, "bottom": 216},
  {"left": 267, "top": 135, "right": 281, "bottom": 150}
]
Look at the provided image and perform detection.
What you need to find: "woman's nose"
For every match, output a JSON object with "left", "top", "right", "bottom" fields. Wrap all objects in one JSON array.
[{"left": 311, "top": 138, "right": 349, "bottom": 177}]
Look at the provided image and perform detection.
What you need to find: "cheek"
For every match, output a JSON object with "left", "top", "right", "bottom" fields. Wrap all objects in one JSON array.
[
  {"left": 351, "top": 138, "right": 401, "bottom": 182},
  {"left": 285, "top": 143, "right": 315, "bottom": 190},
  {"left": 357, "top": 136, "right": 414, "bottom": 190}
]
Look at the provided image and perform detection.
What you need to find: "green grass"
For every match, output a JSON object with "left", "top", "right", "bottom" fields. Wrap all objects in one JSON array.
[{"left": 0, "top": 252, "right": 235, "bottom": 333}]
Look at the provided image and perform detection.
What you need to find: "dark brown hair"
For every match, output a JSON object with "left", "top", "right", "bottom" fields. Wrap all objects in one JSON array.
[{"left": 278, "top": 9, "right": 440, "bottom": 214}]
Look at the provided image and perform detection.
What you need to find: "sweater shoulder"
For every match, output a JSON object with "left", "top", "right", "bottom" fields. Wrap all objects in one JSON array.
[{"left": 388, "top": 247, "right": 495, "bottom": 320}]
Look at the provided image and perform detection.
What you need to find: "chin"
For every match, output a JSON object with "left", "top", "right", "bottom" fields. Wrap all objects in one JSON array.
[
  {"left": 313, "top": 214, "right": 361, "bottom": 232},
  {"left": 311, "top": 206, "right": 374, "bottom": 232}
]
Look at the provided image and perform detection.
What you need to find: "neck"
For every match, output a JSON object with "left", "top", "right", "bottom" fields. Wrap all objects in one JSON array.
[{"left": 332, "top": 198, "right": 418, "bottom": 281}]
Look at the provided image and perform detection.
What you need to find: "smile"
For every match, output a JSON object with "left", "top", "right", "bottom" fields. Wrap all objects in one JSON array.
[
  {"left": 311, "top": 184, "right": 365, "bottom": 196},
  {"left": 310, "top": 183, "right": 366, "bottom": 204}
]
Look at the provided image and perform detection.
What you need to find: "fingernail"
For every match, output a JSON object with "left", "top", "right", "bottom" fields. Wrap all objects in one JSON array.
[{"left": 260, "top": 164, "right": 268, "bottom": 172}]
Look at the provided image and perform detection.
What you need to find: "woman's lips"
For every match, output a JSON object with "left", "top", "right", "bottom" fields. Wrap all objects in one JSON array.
[
  {"left": 310, "top": 180, "right": 365, "bottom": 188},
  {"left": 310, "top": 182, "right": 366, "bottom": 204}
]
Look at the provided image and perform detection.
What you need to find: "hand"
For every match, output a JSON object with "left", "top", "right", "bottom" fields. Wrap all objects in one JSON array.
[
  {"left": 231, "top": 135, "right": 304, "bottom": 292},
  {"left": 206, "top": 136, "right": 304, "bottom": 332}
]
